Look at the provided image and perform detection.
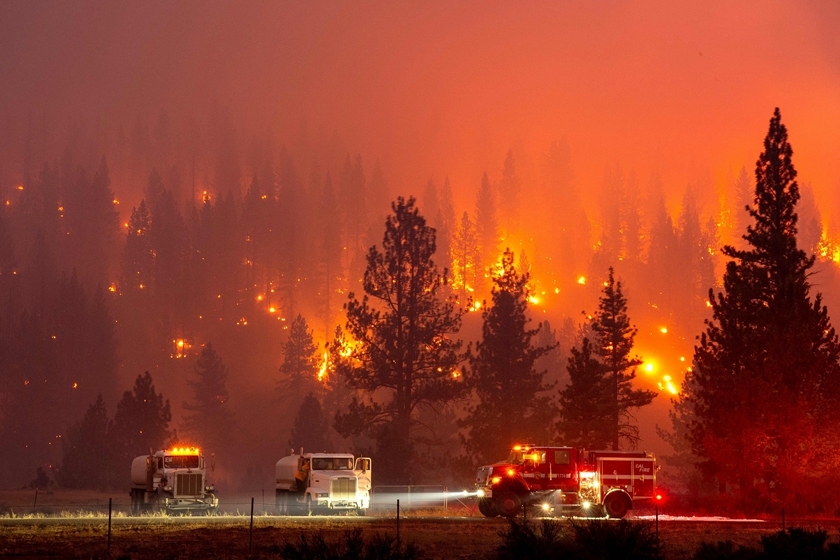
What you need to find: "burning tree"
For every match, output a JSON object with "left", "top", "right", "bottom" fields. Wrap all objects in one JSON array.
[
  {"left": 679, "top": 108, "right": 840, "bottom": 508},
  {"left": 333, "top": 197, "right": 467, "bottom": 483},
  {"left": 461, "top": 248, "right": 557, "bottom": 465}
]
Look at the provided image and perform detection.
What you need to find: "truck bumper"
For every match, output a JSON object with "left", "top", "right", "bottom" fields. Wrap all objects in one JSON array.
[{"left": 163, "top": 495, "right": 218, "bottom": 512}]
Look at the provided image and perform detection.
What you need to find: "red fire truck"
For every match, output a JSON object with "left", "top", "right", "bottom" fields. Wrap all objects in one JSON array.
[{"left": 475, "top": 444, "right": 657, "bottom": 518}]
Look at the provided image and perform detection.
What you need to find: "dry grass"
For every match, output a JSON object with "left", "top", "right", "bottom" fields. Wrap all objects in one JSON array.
[{"left": 3, "top": 491, "right": 840, "bottom": 559}]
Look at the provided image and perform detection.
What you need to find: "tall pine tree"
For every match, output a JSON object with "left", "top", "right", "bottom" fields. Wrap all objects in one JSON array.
[
  {"left": 333, "top": 197, "right": 466, "bottom": 483},
  {"left": 461, "top": 248, "right": 556, "bottom": 465},
  {"left": 183, "top": 343, "right": 235, "bottom": 454},
  {"left": 680, "top": 108, "right": 840, "bottom": 507},
  {"left": 591, "top": 267, "right": 655, "bottom": 450}
]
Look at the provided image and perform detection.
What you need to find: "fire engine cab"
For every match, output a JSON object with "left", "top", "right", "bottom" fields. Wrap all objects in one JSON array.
[{"left": 475, "top": 444, "right": 657, "bottom": 518}]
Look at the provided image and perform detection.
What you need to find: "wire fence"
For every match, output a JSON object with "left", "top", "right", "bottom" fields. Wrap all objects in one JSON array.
[{"left": 0, "top": 487, "right": 475, "bottom": 518}]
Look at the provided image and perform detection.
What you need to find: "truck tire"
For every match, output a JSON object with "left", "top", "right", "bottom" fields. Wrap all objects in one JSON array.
[
  {"left": 603, "top": 493, "right": 631, "bottom": 519},
  {"left": 495, "top": 491, "right": 522, "bottom": 518},
  {"left": 477, "top": 497, "right": 499, "bottom": 518},
  {"left": 130, "top": 490, "right": 140, "bottom": 516}
]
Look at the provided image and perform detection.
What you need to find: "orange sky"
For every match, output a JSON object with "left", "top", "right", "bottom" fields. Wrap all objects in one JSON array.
[{"left": 2, "top": 1, "right": 839, "bottom": 456}]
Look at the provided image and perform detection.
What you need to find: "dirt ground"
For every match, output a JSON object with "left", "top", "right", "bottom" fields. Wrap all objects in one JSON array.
[{"left": 2, "top": 490, "right": 840, "bottom": 559}]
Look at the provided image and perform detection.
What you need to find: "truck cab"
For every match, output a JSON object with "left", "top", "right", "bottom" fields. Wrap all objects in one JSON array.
[
  {"left": 276, "top": 450, "right": 371, "bottom": 515},
  {"left": 475, "top": 444, "right": 581, "bottom": 517},
  {"left": 130, "top": 447, "right": 218, "bottom": 515},
  {"left": 475, "top": 444, "right": 656, "bottom": 519}
]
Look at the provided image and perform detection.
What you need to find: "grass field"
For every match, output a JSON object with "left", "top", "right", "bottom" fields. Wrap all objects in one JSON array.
[{"left": 3, "top": 490, "right": 840, "bottom": 559}]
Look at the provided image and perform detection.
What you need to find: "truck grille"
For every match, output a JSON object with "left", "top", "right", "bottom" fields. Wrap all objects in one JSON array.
[
  {"left": 175, "top": 473, "right": 202, "bottom": 497},
  {"left": 330, "top": 477, "right": 357, "bottom": 500}
]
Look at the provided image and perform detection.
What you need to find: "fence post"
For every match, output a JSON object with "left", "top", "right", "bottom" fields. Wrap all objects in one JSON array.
[
  {"left": 107, "top": 498, "right": 112, "bottom": 555},
  {"left": 33, "top": 489, "right": 38, "bottom": 509},
  {"left": 249, "top": 497, "right": 255, "bottom": 555},
  {"left": 396, "top": 499, "right": 400, "bottom": 544}
]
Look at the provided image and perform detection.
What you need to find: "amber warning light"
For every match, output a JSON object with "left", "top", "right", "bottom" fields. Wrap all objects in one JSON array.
[{"left": 168, "top": 447, "right": 200, "bottom": 455}]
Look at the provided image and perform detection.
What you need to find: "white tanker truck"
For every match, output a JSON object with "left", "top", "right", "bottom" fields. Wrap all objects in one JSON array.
[
  {"left": 275, "top": 449, "right": 371, "bottom": 515},
  {"left": 129, "top": 447, "right": 219, "bottom": 515}
]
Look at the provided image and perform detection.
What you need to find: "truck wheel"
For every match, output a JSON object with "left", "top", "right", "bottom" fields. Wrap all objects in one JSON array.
[
  {"left": 478, "top": 497, "right": 498, "bottom": 517},
  {"left": 495, "top": 491, "right": 522, "bottom": 518},
  {"left": 604, "top": 493, "right": 631, "bottom": 519},
  {"left": 130, "top": 490, "right": 140, "bottom": 516}
]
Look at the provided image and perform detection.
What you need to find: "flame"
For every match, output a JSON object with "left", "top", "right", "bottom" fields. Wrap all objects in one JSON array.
[
  {"left": 528, "top": 295, "right": 540, "bottom": 305},
  {"left": 577, "top": 276, "right": 586, "bottom": 285},
  {"left": 317, "top": 351, "right": 329, "bottom": 381},
  {"left": 658, "top": 375, "right": 679, "bottom": 395},
  {"left": 173, "top": 339, "right": 190, "bottom": 358},
  {"left": 817, "top": 231, "right": 840, "bottom": 264}
]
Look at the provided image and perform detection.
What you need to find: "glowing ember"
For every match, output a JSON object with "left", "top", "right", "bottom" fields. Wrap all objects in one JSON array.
[
  {"left": 659, "top": 327, "right": 668, "bottom": 334},
  {"left": 577, "top": 276, "right": 586, "bottom": 285}
]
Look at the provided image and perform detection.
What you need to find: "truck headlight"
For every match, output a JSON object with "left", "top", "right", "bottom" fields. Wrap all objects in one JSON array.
[
  {"left": 317, "top": 493, "right": 328, "bottom": 498},
  {"left": 205, "top": 485, "right": 214, "bottom": 492},
  {"left": 164, "top": 486, "right": 172, "bottom": 492},
  {"left": 477, "top": 489, "right": 485, "bottom": 498}
]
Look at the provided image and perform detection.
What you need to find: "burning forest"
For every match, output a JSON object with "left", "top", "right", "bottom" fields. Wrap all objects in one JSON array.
[{"left": 0, "top": 1, "right": 839, "bottom": 514}]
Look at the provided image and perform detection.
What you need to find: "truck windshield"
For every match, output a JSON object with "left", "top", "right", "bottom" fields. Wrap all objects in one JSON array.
[
  {"left": 164, "top": 455, "right": 199, "bottom": 469},
  {"left": 506, "top": 450, "right": 523, "bottom": 465},
  {"left": 312, "top": 457, "right": 353, "bottom": 470}
]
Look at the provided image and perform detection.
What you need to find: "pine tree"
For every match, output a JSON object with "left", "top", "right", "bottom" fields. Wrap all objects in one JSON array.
[
  {"left": 277, "top": 314, "right": 320, "bottom": 402},
  {"left": 316, "top": 173, "right": 344, "bottom": 341},
  {"left": 451, "top": 211, "right": 479, "bottom": 306},
  {"left": 333, "top": 197, "right": 466, "bottom": 483},
  {"left": 475, "top": 172, "right": 499, "bottom": 291},
  {"left": 436, "top": 177, "right": 456, "bottom": 273},
  {"left": 421, "top": 179, "right": 439, "bottom": 227},
  {"left": 122, "top": 200, "right": 153, "bottom": 292},
  {"left": 58, "top": 395, "right": 111, "bottom": 489},
  {"left": 288, "top": 393, "right": 332, "bottom": 453},
  {"left": 681, "top": 108, "right": 840, "bottom": 505},
  {"left": 111, "top": 372, "right": 173, "bottom": 473},
  {"left": 557, "top": 338, "right": 611, "bottom": 449},
  {"left": 732, "top": 166, "right": 753, "bottom": 250},
  {"left": 461, "top": 248, "right": 556, "bottom": 465},
  {"left": 498, "top": 149, "right": 521, "bottom": 235},
  {"left": 591, "top": 267, "right": 656, "bottom": 450},
  {"left": 183, "top": 343, "right": 235, "bottom": 453}
]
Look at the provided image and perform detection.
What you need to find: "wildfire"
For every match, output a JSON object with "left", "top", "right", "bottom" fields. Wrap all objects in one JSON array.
[
  {"left": 172, "top": 339, "right": 190, "bottom": 358},
  {"left": 817, "top": 231, "right": 840, "bottom": 264},
  {"left": 317, "top": 351, "right": 329, "bottom": 381},
  {"left": 658, "top": 375, "right": 678, "bottom": 395}
]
